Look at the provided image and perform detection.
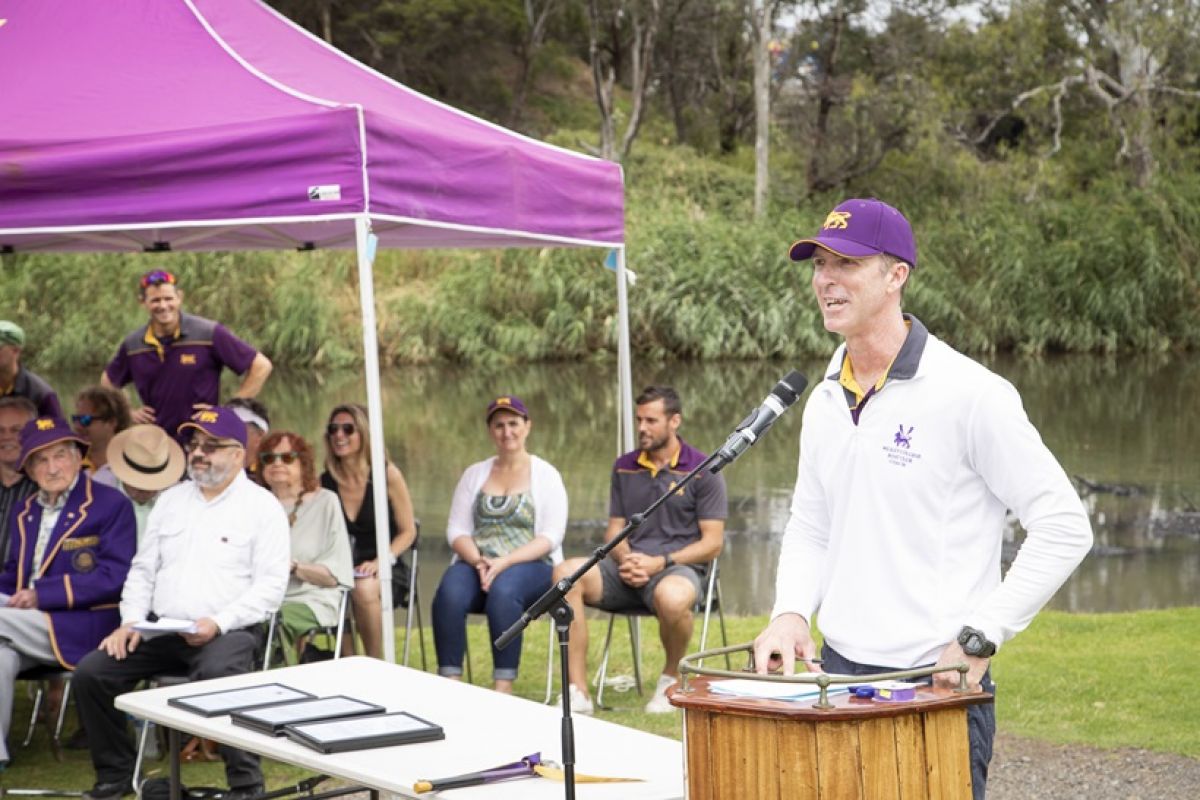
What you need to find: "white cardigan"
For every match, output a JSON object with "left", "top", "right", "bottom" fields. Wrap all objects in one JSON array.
[{"left": 445, "top": 454, "right": 569, "bottom": 564}]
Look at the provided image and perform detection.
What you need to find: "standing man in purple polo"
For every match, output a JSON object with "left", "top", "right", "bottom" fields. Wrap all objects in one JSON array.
[
  {"left": 0, "top": 417, "right": 136, "bottom": 770},
  {"left": 0, "top": 321, "right": 63, "bottom": 419},
  {"left": 751, "top": 198, "right": 1093, "bottom": 799},
  {"left": 101, "top": 270, "right": 272, "bottom": 440},
  {"left": 552, "top": 386, "right": 727, "bottom": 714}
]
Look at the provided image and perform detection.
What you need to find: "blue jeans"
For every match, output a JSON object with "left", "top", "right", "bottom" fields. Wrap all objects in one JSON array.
[
  {"left": 432, "top": 559, "right": 552, "bottom": 681},
  {"left": 821, "top": 644, "right": 996, "bottom": 800}
]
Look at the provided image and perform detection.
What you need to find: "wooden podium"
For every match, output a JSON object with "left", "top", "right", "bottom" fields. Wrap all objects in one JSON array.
[{"left": 670, "top": 655, "right": 992, "bottom": 800}]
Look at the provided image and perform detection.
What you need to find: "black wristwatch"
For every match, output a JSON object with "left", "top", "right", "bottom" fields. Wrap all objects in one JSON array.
[
  {"left": 957, "top": 625, "right": 997, "bottom": 658},
  {"left": 661, "top": 553, "right": 675, "bottom": 570}
]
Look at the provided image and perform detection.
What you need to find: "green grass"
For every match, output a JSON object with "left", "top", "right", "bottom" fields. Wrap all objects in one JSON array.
[{"left": 4, "top": 609, "right": 1197, "bottom": 790}]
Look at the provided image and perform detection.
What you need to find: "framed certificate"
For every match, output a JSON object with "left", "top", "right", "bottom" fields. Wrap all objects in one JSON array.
[
  {"left": 168, "top": 683, "right": 315, "bottom": 717},
  {"left": 284, "top": 711, "right": 445, "bottom": 754},
  {"left": 231, "top": 696, "right": 386, "bottom": 736}
]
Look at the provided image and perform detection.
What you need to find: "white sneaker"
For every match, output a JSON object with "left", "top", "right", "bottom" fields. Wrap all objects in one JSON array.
[
  {"left": 558, "top": 684, "right": 594, "bottom": 716},
  {"left": 644, "top": 674, "right": 677, "bottom": 713}
]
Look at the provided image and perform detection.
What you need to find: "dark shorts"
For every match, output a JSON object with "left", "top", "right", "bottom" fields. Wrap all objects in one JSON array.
[{"left": 593, "top": 557, "right": 704, "bottom": 614}]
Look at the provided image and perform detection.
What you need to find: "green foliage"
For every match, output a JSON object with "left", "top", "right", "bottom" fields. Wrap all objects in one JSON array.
[
  {"left": 995, "top": 608, "right": 1200, "bottom": 756},
  {"left": 6, "top": 139, "right": 1200, "bottom": 368}
]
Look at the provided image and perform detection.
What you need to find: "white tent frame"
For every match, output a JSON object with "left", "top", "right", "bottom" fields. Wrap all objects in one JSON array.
[{"left": 1, "top": 0, "right": 636, "bottom": 663}]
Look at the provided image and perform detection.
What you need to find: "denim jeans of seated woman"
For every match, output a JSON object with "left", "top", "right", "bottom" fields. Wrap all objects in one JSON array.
[
  {"left": 432, "top": 559, "right": 553, "bottom": 681},
  {"left": 820, "top": 643, "right": 996, "bottom": 800}
]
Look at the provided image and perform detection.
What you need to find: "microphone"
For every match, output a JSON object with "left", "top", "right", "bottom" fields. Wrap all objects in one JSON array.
[{"left": 711, "top": 370, "right": 808, "bottom": 472}]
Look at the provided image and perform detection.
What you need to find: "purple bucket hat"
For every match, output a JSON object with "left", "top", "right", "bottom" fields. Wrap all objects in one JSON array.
[
  {"left": 177, "top": 406, "right": 247, "bottom": 447},
  {"left": 19, "top": 416, "right": 88, "bottom": 471},
  {"left": 486, "top": 395, "right": 529, "bottom": 422},
  {"left": 789, "top": 198, "right": 917, "bottom": 267}
]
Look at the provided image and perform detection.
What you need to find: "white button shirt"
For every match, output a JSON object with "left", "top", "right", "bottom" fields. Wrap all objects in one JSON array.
[{"left": 120, "top": 471, "right": 290, "bottom": 634}]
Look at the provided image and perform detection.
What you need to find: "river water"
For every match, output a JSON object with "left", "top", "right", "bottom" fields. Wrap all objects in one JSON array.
[{"left": 49, "top": 353, "right": 1200, "bottom": 615}]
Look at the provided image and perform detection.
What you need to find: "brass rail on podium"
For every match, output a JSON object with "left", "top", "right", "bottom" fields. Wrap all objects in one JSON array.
[{"left": 670, "top": 643, "right": 993, "bottom": 800}]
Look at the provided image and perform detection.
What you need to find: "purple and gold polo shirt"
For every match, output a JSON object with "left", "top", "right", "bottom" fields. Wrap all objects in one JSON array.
[
  {"left": 832, "top": 313, "right": 928, "bottom": 425},
  {"left": 104, "top": 312, "right": 258, "bottom": 439},
  {"left": 609, "top": 437, "right": 727, "bottom": 557}
]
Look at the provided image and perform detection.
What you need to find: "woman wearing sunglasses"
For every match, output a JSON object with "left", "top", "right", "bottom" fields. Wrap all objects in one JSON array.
[
  {"left": 432, "top": 396, "right": 567, "bottom": 693},
  {"left": 320, "top": 403, "right": 417, "bottom": 659},
  {"left": 259, "top": 430, "right": 353, "bottom": 662}
]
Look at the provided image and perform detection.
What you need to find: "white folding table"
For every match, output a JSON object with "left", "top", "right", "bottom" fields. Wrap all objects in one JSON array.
[{"left": 115, "top": 657, "right": 683, "bottom": 800}]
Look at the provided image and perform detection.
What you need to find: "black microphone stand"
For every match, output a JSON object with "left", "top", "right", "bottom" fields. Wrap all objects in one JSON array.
[{"left": 494, "top": 449, "right": 725, "bottom": 800}]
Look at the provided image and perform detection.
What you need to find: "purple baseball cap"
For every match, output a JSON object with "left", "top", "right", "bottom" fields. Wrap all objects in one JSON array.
[
  {"left": 19, "top": 417, "right": 88, "bottom": 471},
  {"left": 486, "top": 395, "right": 529, "bottom": 422},
  {"left": 177, "top": 406, "right": 248, "bottom": 447},
  {"left": 789, "top": 198, "right": 917, "bottom": 267}
]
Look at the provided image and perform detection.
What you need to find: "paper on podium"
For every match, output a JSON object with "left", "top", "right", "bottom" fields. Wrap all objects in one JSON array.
[
  {"left": 709, "top": 677, "right": 852, "bottom": 701},
  {"left": 133, "top": 617, "right": 199, "bottom": 636}
]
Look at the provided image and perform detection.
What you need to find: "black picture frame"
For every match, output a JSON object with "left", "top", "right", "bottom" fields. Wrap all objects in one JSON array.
[
  {"left": 167, "top": 683, "right": 316, "bottom": 718},
  {"left": 230, "top": 695, "right": 386, "bottom": 736},
  {"left": 283, "top": 711, "right": 445, "bottom": 754}
]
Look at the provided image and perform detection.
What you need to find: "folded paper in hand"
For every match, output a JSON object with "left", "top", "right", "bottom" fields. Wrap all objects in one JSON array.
[{"left": 133, "top": 617, "right": 199, "bottom": 635}]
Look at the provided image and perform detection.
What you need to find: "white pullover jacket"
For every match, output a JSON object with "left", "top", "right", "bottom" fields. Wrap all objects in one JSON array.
[{"left": 772, "top": 317, "right": 1093, "bottom": 667}]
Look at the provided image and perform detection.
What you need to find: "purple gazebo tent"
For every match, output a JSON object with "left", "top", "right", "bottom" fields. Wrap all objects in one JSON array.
[{"left": 0, "top": 0, "right": 634, "bottom": 662}]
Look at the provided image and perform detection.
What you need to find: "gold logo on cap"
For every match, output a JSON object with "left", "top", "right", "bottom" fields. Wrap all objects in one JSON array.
[
  {"left": 36, "top": 419, "right": 55, "bottom": 431},
  {"left": 823, "top": 211, "right": 852, "bottom": 230},
  {"left": 197, "top": 410, "right": 219, "bottom": 423},
  {"left": 496, "top": 397, "right": 512, "bottom": 407}
]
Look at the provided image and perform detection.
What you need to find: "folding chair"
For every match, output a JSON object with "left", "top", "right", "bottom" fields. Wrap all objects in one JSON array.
[
  {"left": 4, "top": 667, "right": 82, "bottom": 798},
  {"left": 131, "top": 625, "right": 274, "bottom": 788},
  {"left": 262, "top": 586, "right": 351, "bottom": 667},
  {"left": 17, "top": 664, "right": 73, "bottom": 750},
  {"left": 397, "top": 521, "right": 426, "bottom": 670},
  {"left": 577, "top": 554, "right": 729, "bottom": 709},
  {"left": 462, "top": 613, "right": 554, "bottom": 697}
]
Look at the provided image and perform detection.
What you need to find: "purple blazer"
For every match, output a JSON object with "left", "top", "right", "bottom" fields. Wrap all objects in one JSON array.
[{"left": 1, "top": 473, "right": 136, "bottom": 668}]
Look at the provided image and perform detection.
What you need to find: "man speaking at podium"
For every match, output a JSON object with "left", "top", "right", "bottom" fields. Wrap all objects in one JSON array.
[{"left": 753, "top": 198, "right": 1093, "bottom": 799}]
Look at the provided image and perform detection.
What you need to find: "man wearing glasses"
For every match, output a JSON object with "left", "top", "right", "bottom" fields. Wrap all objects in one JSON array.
[
  {"left": 73, "top": 407, "right": 289, "bottom": 800},
  {"left": 0, "top": 397, "right": 38, "bottom": 563},
  {"left": 100, "top": 270, "right": 273, "bottom": 442}
]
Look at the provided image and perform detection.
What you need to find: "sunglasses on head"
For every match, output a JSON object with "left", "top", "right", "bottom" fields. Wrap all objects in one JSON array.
[
  {"left": 140, "top": 269, "right": 177, "bottom": 289},
  {"left": 185, "top": 438, "right": 238, "bottom": 455},
  {"left": 260, "top": 451, "right": 301, "bottom": 466},
  {"left": 70, "top": 414, "right": 110, "bottom": 427},
  {"left": 326, "top": 423, "right": 356, "bottom": 437}
]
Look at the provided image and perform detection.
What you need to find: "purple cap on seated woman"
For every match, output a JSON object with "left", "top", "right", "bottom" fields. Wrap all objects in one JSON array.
[{"left": 486, "top": 396, "right": 528, "bottom": 421}]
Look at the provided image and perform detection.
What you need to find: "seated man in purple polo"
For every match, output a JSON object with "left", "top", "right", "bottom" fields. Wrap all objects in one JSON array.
[
  {"left": 100, "top": 270, "right": 272, "bottom": 441},
  {"left": 552, "top": 385, "right": 728, "bottom": 714},
  {"left": 0, "top": 417, "right": 137, "bottom": 771},
  {"left": 73, "top": 407, "right": 289, "bottom": 800}
]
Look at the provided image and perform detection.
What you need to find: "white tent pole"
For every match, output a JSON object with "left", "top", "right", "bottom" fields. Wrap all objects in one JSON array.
[
  {"left": 615, "top": 245, "right": 634, "bottom": 453},
  {"left": 355, "top": 214, "right": 396, "bottom": 662}
]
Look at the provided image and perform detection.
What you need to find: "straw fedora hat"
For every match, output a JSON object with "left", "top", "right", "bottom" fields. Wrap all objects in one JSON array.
[{"left": 107, "top": 424, "right": 185, "bottom": 491}]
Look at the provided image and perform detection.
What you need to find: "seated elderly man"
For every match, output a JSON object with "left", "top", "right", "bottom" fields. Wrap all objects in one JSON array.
[
  {"left": 73, "top": 407, "right": 289, "bottom": 800},
  {"left": 0, "top": 417, "right": 136, "bottom": 771}
]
